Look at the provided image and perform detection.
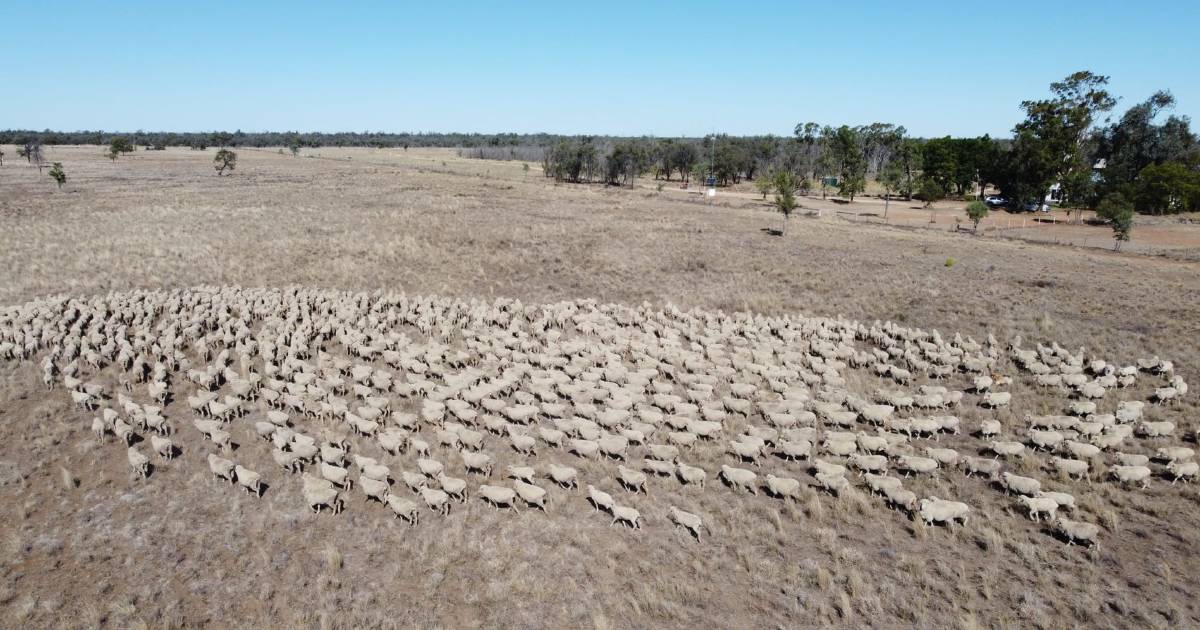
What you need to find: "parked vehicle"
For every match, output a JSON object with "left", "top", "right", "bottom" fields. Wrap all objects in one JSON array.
[
  {"left": 984, "top": 196, "right": 1008, "bottom": 207},
  {"left": 1022, "top": 200, "right": 1050, "bottom": 213}
]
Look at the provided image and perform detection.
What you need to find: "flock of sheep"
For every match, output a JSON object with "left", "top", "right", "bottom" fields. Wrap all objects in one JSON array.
[{"left": 0, "top": 286, "right": 1192, "bottom": 548}]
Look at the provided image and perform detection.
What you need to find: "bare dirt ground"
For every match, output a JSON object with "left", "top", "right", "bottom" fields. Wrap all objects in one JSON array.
[{"left": 1, "top": 146, "right": 1199, "bottom": 629}]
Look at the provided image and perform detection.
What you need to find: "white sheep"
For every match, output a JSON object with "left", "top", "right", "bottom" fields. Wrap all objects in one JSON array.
[
  {"left": 980, "top": 392, "right": 1011, "bottom": 408},
  {"left": 918, "top": 497, "right": 970, "bottom": 527},
  {"left": 1167, "top": 461, "right": 1199, "bottom": 484},
  {"left": 668, "top": 506, "right": 704, "bottom": 540},
  {"left": 764, "top": 474, "right": 801, "bottom": 500},
  {"left": 1000, "top": 472, "right": 1041, "bottom": 496},
  {"left": 420, "top": 487, "right": 451, "bottom": 515},
  {"left": 610, "top": 505, "right": 641, "bottom": 529},
  {"left": 437, "top": 473, "right": 468, "bottom": 502},
  {"left": 513, "top": 480, "right": 549, "bottom": 511},
  {"left": 150, "top": 435, "right": 175, "bottom": 460},
  {"left": 587, "top": 484, "right": 615, "bottom": 512},
  {"left": 479, "top": 484, "right": 520, "bottom": 512},
  {"left": 676, "top": 463, "right": 707, "bottom": 488},
  {"left": 417, "top": 458, "right": 444, "bottom": 478},
  {"left": 127, "top": 447, "right": 150, "bottom": 478},
  {"left": 1055, "top": 518, "right": 1099, "bottom": 546},
  {"left": 719, "top": 465, "right": 757, "bottom": 494},
  {"left": 208, "top": 453, "right": 236, "bottom": 483},
  {"left": 1111, "top": 465, "right": 1152, "bottom": 488},
  {"left": 1018, "top": 495, "right": 1058, "bottom": 522},
  {"left": 617, "top": 465, "right": 648, "bottom": 494},
  {"left": 386, "top": 495, "right": 420, "bottom": 525},
  {"left": 234, "top": 465, "right": 264, "bottom": 497},
  {"left": 360, "top": 477, "right": 391, "bottom": 504},
  {"left": 545, "top": 463, "right": 578, "bottom": 488},
  {"left": 320, "top": 462, "right": 353, "bottom": 489}
]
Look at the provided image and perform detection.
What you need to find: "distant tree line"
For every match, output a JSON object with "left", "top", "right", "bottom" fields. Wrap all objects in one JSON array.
[{"left": 4, "top": 72, "right": 1196, "bottom": 213}]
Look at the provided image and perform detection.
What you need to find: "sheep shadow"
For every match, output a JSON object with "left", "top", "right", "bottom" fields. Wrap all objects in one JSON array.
[{"left": 760, "top": 228, "right": 783, "bottom": 237}]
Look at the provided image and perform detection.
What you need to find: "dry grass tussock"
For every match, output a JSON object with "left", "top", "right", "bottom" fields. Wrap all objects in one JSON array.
[{"left": 0, "top": 147, "right": 1197, "bottom": 628}]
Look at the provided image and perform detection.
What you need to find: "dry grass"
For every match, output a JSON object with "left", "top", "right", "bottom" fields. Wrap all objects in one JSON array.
[{"left": 0, "top": 146, "right": 1198, "bottom": 628}]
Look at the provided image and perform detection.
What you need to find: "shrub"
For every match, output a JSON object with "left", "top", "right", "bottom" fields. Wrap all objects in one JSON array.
[
  {"left": 944, "top": 258, "right": 955, "bottom": 267},
  {"left": 214, "top": 149, "right": 237, "bottom": 176},
  {"left": 965, "top": 200, "right": 988, "bottom": 231},
  {"left": 48, "top": 162, "right": 66, "bottom": 189},
  {"left": 1096, "top": 193, "right": 1135, "bottom": 251}
]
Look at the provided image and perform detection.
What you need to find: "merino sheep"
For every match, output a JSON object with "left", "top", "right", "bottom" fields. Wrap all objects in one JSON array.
[
  {"left": 918, "top": 497, "right": 970, "bottom": 527},
  {"left": 208, "top": 453, "right": 236, "bottom": 483},
  {"left": 676, "top": 463, "right": 707, "bottom": 488},
  {"left": 460, "top": 450, "right": 494, "bottom": 476},
  {"left": 127, "top": 447, "right": 151, "bottom": 478},
  {"left": 305, "top": 486, "right": 343, "bottom": 514},
  {"left": 386, "top": 495, "right": 420, "bottom": 525},
  {"left": 962, "top": 456, "right": 1001, "bottom": 479},
  {"left": 587, "top": 484, "right": 615, "bottom": 512},
  {"left": 513, "top": 480, "right": 549, "bottom": 511},
  {"left": 320, "top": 462, "right": 353, "bottom": 489},
  {"left": 1018, "top": 495, "right": 1058, "bottom": 522},
  {"left": 1055, "top": 518, "right": 1100, "bottom": 546},
  {"left": 1167, "top": 461, "right": 1199, "bottom": 484},
  {"left": 764, "top": 474, "right": 802, "bottom": 500},
  {"left": 507, "top": 465, "right": 536, "bottom": 484},
  {"left": 719, "top": 465, "right": 757, "bottom": 494},
  {"left": 150, "top": 435, "right": 175, "bottom": 460},
  {"left": 669, "top": 506, "right": 704, "bottom": 540},
  {"left": 1111, "top": 465, "right": 1152, "bottom": 488},
  {"left": 1000, "top": 472, "right": 1042, "bottom": 496},
  {"left": 611, "top": 505, "right": 641, "bottom": 529},
  {"left": 980, "top": 392, "right": 1011, "bottom": 408},
  {"left": 815, "top": 471, "right": 850, "bottom": 496},
  {"left": 420, "top": 487, "right": 451, "bottom": 515},
  {"left": 417, "top": 458, "right": 444, "bottom": 478},
  {"left": 545, "top": 463, "right": 578, "bottom": 488},
  {"left": 436, "top": 473, "right": 467, "bottom": 502},
  {"left": 234, "top": 465, "right": 264, "bottom": 497},
  {"left": 617, "top": 465, "right": 648, "bottom": 494}
]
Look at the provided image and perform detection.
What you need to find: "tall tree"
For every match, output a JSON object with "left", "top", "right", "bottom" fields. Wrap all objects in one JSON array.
[
  {"left": 1008, "top": 71, "right": 1116, "bottom": 221},
  {"left": 826, "top": 126, "right": 866, "bottom": 201}
]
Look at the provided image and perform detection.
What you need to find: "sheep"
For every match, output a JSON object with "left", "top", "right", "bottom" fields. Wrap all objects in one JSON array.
[
  {"left": 1029, "top": 430, "right": 1065, "bottom": 451},
  {"left": 669, "top": 506, "right": 704, "bottom": 540},
  {"left": 924, "top": 447, "right": 960, "bottom": 467},
  {"left": 918, "top": 497, "right": 970, "bottom": 527},
  {"left": 272, "top": 448, "right": 303, "bottom": 473},
  {"left": 538, "top": 427, "right": 566, "bottom": 448},
  {"left": 436, "top": 473, "right": 467, "bottom": 502},
  {"left": 617, "top": 465, "right": 648, "bottom": 494},
  {"left": 150, "top": 435, "right": 175, "bottom": 460},
  {"left": 479, "top": 484, "right": 520, "bottom": 511},
  {"left": 598, "top": 434, "right": 629, "bottom": 460},
  {"left": 1167, "top": 461, "right": 1199, "bottom": 484},
  {"left": 420, "top": 487, "right": 451, "bottom": 515},
  {"left": 1054, "top": 517, "right": 1100, "bottom": 546},
  {"left": 764, "top": 474, "right": 802, "bottom": 500},
  {"left": 1110, "top": 465, "right": 1152, "bottom": 488},
  {"left": 417, "top": 458, "right": 444, "bottom": 478},
  {"left": 545, "top": 463, "right": 578, "bottom": 489},
  {"left": 386, "top": 495, "right": 420, "bottom": 525},
  {"left": 849, "top": 454, "right": 889, "bottom": 476},
  {"left": 648, "top": 444, "right": 680, "bottom": 462},
  {"left": 208, "top": 454, "right": 236, "bottom": 483},
  {"left": 460, "top": 450, "right": 494, "bottom": 476},
  {"left": 305, "top": 486, "right": 343, "bottom": 514},
  {"left": 507, "top": 465, "right": 537, "bottom": 484},
  {"left": 643, "top": 459, "right": 676, "bottom": 477},
  {"left": 127, "top": 447, "right": 151, "bottom": 478},
  {"left": 320, "top": 462, "right": 353, "bottom": 489},
  {"left": 814, "top": 471, "right": 850, "bottom": 496},
  {"left": 513, "top": 481, "right": 549, "bottom": 511},
  {"left": 1137, "top": 421, "right": 1176, "bottom": 438},
  {"left": 980, "top": 392, "right": 1011, "bottom": 408},
  {"left": 863, "top": 472, "right": 903, "bottom": 495},
  {"left": 587, "top": 484, "right": 615, "bottom": 512},
  {"left": 1051, "top": 457, "right": 1089, "bottom": 481},
  {"left": 1062, "top": 440, "right": 1101, "bottom": 460},
  {"left": 401, "top": 470, "right": 427, "bottom": 493},
  {"left": 1068, "top": 401, "right": 1097, "bottom": 416},
  {"left": 776, "top": 439, "right": 813, "bottom": 461},
  {"left": 719, "top": 465, "right": 757, "bottom": 494},
  {"left": 676, "top": 463, "right": 707, "bottom": 488},
  {"left": 897, "top": 456, "right": 938, "bottom": 477},
  {"left": 1018, "top": 495, "right": 1058, "bottom": 522},
  {"left": 1115, "top": 452, "right": 1149, "bottom": 467},
  {"left": 362, "top": 463, "right": 392, "bottom": 483},
  {"left": 377, "top": 429, "right": 408, "bottom": 455},
  {"left": 1000, "top": 472, "right": 1041, "bottom": 496},
  {"left": 962, "top": 456, "right": 1001, "bottom": 479},
  {"left": 1036, "top": 491, "right": 1076, "bottom": 512},
  {"left": 568, "top": 439, "right": 600, "bottom": 458},
  {"left": 235, "top": 465, "right": 264, "bottom": 497},
  {"left": 667, "top": 431, "right": 699, "bottom": 449},
  {"left": 610, "top": 505, "right": 641, "bottom": 529},
  {"left": 884, "top": 486, "right": 918, "bottom": 513},
  {"left": 989, "top": 441, "right": 1025, "bottom": 459}
]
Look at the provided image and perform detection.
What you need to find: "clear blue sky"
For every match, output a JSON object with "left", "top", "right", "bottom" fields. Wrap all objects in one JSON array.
[{"left": 2, "top": 1, "right": 1197, "bottom": 138}]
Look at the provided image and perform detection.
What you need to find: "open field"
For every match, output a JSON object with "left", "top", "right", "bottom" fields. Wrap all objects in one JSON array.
[{"left": 1, "top": 146, "right": 1199, "bottom": 629}]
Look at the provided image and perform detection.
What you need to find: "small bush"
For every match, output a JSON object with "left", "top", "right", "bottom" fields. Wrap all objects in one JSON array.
[{"left": 944, "top": 258, "right": 955, "bottom": 267}]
